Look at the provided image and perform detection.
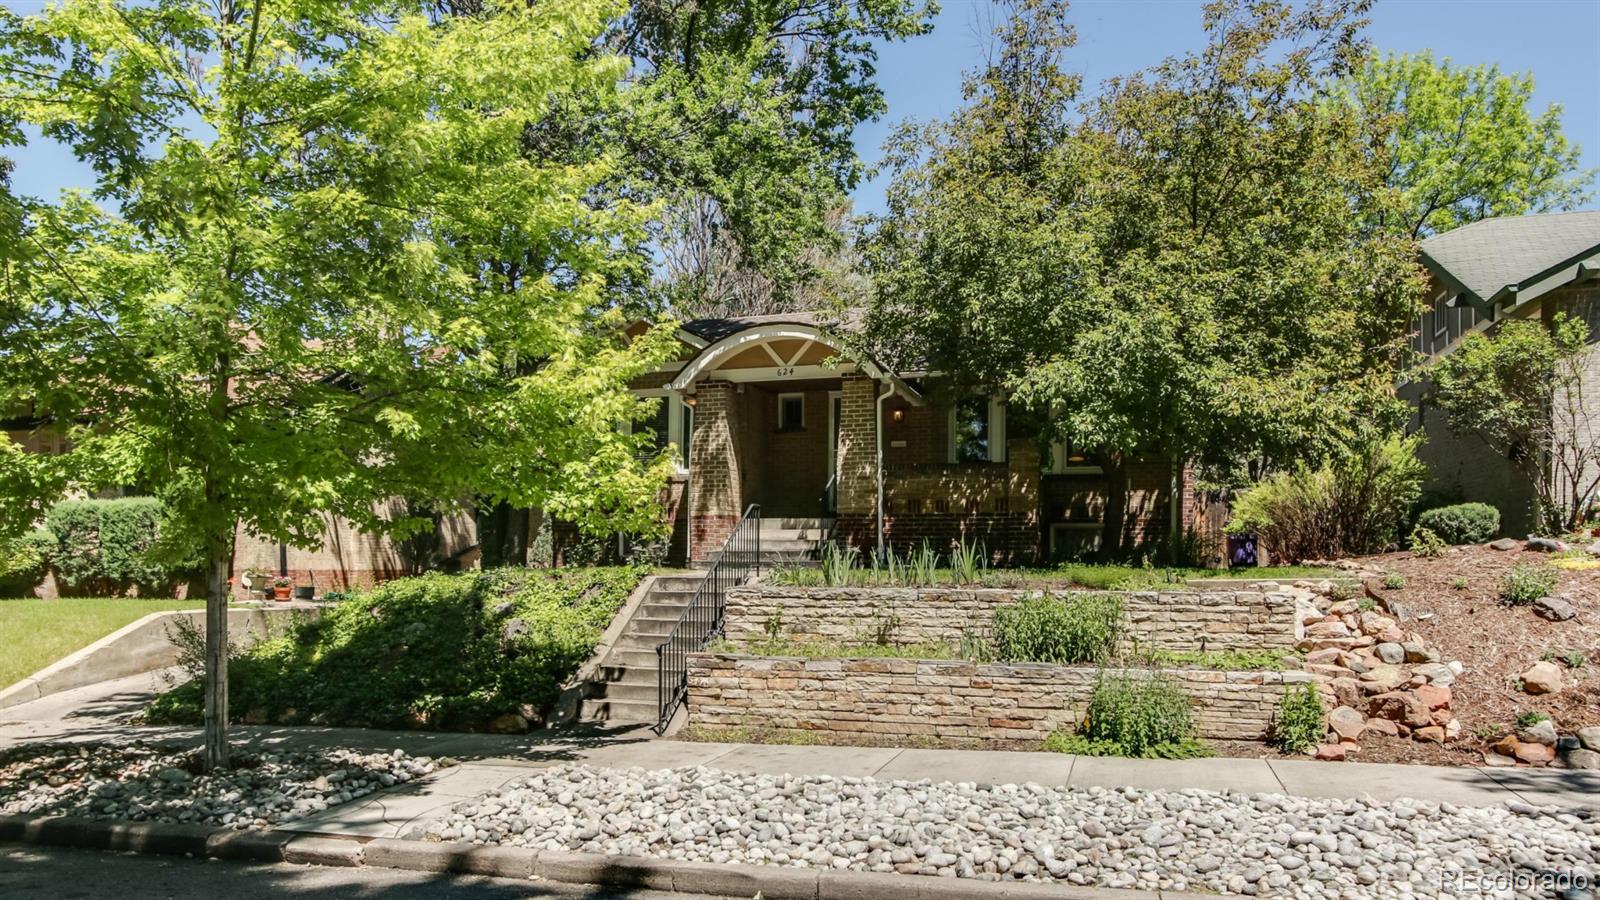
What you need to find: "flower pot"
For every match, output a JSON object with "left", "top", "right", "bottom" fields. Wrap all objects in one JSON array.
[
  {"left": 272, "top": 586, "right": 291, "bottom": 601},
  {"left": 293, "top": 585, "right": 314, "bottom": 601}
]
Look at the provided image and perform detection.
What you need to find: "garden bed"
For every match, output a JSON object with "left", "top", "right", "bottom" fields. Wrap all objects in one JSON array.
[{"left": 141, "top": 566, "right": 645, "bottom": 733}]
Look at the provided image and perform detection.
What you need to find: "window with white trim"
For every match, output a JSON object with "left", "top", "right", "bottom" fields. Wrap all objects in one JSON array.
[
  {"left": 949, "top": 396, "right": 1005, "bottom": 463},
  {"left": 630, "top": 392, "right": 692, "bottom": 472},
  {"left": 777, "top": 393, "right": 805, "bottom": 431}
]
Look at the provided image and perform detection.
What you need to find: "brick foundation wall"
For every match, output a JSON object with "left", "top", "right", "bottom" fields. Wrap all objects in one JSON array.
[
  {"left": 724, "top": 586, "right": 1301, "bottom": 652},
  {"left": 231, "top": 502, "right": 476, "bottom": 597},
  {"left": 687, "top": 654, "right": 1313, "bottom": 742}
]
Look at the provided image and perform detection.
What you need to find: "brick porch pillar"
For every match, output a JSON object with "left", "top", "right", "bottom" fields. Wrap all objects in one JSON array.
[
  {"left": 688, "top": 381, "right": 741, "bottom": 559},
  {"left": 834, "top": 374, "right": 881, "bottom": 552}
]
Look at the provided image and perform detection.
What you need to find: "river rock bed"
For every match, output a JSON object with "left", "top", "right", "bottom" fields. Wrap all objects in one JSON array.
[
  {"left": 0, "top": 742, "right": 437, "bottom": 830},
  {"left": 414, "top": 764, "right": 1597, "bottom": 897}
]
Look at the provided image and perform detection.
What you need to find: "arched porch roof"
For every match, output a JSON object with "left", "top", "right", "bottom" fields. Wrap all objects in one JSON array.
[{"left": 666, "top": 320, "right": 923, "bottom": 403}]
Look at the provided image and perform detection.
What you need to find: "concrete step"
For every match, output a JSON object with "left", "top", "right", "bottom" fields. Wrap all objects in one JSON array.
[
  {"left": 763, "top": 517, "right": 827, "bottom": 530},
  {"left": 644, "top": 588, "right": 698, "bottom": 604},
  {"left": 587, "top": 664, "right": 660, "bottom": 687},
  {"left": 652, "top": 574, "right": 707, "bottom": 592},
  {"left": 603, "top": 647, "right": 668, "bottom": 669},
  {"left": 578, "top": 696, "right": 658, "bottom": 724},
  {"left": 636, "top": 601, "right": 693, "bottom": 620},
  {"left": 585, "top": 680, "right": 663, "bottom": 703}
]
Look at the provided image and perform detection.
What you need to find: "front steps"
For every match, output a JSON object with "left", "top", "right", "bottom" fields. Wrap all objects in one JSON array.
[
  {"left": 574, "top": 574, "right": 702, "bottom": 725},
  {"left": 697, "top": 516, "right": 832, "bottom": 568}
]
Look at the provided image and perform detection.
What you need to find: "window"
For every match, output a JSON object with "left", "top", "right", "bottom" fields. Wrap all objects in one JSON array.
[
  {"left": 629, "top": 393, "right": 691, "bottom": 472},
  {"left": 950, "top": 396, "right": 1003, "bottom": 463},
  {"left": 1046, "top": 436, "right": 1102, "bottom": 474},
  {"left": 778, "top": 393, "right": 805, "bottom": 431},
  {"left": 1432, "top": 292, "right": 1450, "bottom": 343}
]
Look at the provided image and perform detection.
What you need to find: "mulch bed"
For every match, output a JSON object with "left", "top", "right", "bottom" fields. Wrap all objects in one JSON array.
[{"left": 1308, "top": 544, "right": 1599, "bottom": 766}]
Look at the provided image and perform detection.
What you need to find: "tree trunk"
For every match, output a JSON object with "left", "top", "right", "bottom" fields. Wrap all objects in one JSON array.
[
  {"left": 1099, "top": 451, "right": 1130, "bottom": 561},
  {"left": 202, "top": 539, "right": 232, "bottom": 772}
]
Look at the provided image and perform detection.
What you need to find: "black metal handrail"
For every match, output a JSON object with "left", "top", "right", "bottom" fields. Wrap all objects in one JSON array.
[{"left": 655, "top": 504, "right": 760, "bottom": 733}]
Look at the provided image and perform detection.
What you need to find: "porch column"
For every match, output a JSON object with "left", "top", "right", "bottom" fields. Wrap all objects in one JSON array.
[
  {"left": 834, "top": 374, "right": 880, "bottom": 551},
  {"left": 688, "top": 380, "right": 741, "bottom": 559}
]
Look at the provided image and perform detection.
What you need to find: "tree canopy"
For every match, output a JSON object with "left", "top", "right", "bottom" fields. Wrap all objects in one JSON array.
[
  {"left": 856, "top": 0, "right": 1424, "bottom": 556},
  {"left": 1341, "top": 51, "right": 1593, "bottom": 238},
  {"left": 0, "top": 0, "right": 683, "bottom": 766}
]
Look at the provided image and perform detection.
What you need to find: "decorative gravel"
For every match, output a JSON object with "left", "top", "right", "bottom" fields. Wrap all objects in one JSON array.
[
  {"left": 415, "top": 764, "right": 1598, "bottom": 897},
  {"left": 0, "top": 742, "right": 437, "bottom": 830}
]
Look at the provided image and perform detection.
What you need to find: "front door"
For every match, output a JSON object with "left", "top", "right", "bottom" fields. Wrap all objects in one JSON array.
[{"left": 826, "top": 391, "right": 842, "bottom": 515}]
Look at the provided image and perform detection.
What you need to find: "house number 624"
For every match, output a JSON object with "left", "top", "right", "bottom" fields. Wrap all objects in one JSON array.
[{"left": 774, "top": 366, "right": 795, "bottom": 377}]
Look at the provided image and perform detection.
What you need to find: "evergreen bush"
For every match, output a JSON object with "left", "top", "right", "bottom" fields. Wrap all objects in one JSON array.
[
  {"left": 44, "top": 498, "right": 197, "bottom": 594},
  {"left": 1414, "top": 502, "right": 1500, "bottom": 544}
]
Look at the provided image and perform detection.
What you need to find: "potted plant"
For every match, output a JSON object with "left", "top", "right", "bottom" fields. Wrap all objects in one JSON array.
[{"left": 272, "top": 575, "right": 293, "bottom": 601}]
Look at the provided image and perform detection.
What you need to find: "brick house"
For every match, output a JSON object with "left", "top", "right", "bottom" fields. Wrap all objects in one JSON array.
[
  {"left": 1404, "top": 210, "right": 1600, "bottom": 536},
  {"left": 628, "top": 312, "right": 1201, "bottom": 565}
]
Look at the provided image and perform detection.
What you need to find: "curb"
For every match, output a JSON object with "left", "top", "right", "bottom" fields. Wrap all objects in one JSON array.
[{"left": 0, "top": 813, "right": 1199, "bottom": 899}]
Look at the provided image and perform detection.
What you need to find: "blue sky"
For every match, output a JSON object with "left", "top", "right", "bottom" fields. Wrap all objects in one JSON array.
[
  {"left": 6, "top": 0, "right": 1598, "bottom": 217},
  {"left": 849, "top": 0, "right": 1600, "bottom": 214}
]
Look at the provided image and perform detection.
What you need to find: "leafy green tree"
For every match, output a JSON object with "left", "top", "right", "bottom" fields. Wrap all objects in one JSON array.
[
  {"left": 859, "top": 0, "right": 1423, "bottom": 557},
  {"left": 1430, "top": 313, "right": 1599, "bottom": 532},
  {"left": 1342, "top": 51, "right": 1593, "bottom": 238},
  {"left": 0, "top": 0, "right": 677, "bottom": 769}
]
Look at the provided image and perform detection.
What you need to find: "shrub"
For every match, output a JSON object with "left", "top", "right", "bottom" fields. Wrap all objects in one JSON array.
[
  {"left": 44, "top": 498, "right": 199, "bottom": 594},
  {"left": 144, "top": 566, "right": 642, "bottom": 729},
  {"left": 1450, "top": 576, "right": 1468, "bottom": 590},
  {"left": 0, "top": 529, "right": 54, "bottom": 593},
  {"left": 991, "top": 593, "right": 1124, "bottom": 664},
  {"left": 1409, "top": 526, "right": 1446, "bottom": 558},
  {"left": 1066, "top": 671, "right": 1209, "bottom": 758},
  {"left": 1227, "top": 433, "right": 1425, "bottom": 562},
  {"left": 1382, "top": 572, "right": 1407, "bottom": 590},
  {"left": 1499, "top": 563, "right": 1557, "bottom": 606},
  {"left": 1514, "top": 710, "right": 1550, "bottom": 729},
  {"left": 1415, "top": 503, "right": 1500, "bottom": 545},
  {"left": 1273, "top": 683, "right": 1326, "bottom": 753}
]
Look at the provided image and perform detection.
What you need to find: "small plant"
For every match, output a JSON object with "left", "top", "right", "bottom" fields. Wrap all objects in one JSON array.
[
  {"left": 1071, "top": 670, "right": 1209, "bottom": 758},
  {"left": 272, "top": 575, "right": 294, "bottom": 588},
  {"left": 948, "top": 537, "right": 987, "bottom": 584},
  {"left": 1472, "top": 723, "right": 1502, "bottom": 742},
  {"left": 1563, "top": 651, "right": 1587, "bottom": 669},
  {"left": 1272, "top": 683, "right": 1326, "bottom": 754},
  {"left": 1514, "top": 710, "right": 1551, "bottom": 729},
  {"left": 1450, "top": 576, "right": 1469, "bottom": 590},
  {"left": 1541, "top": 649, "right": 1557, "bottom": 662},
  {"left": 907, "top": 540, "right": 940, "bottom": 586},
  {"left": 763, "top": 610, "right": 784, "bottom": 641},
  {"left": 819, "top": 542, "right": 860, "bottom": 587},
  {"left": 1499, "top": 563, "right": 1558, "bottom": 606},
  {"left": 1326, "top": 581, "right": 1355, "bottom": 603},
  {"left": 1356, "top": 596, "right": 1376, "bottom": 613},
  {"left": 991, "top": 593, "right": 1124, "bottom": 664},
  {"left": 1409, "top": 525, "right": 1447, "bottom": 558},
  {"left": 863, "top": 603, "right": 901, "bottom": 645},
  {"left": 1381, "top": 572, "right": 1407, "bottom": 590}
]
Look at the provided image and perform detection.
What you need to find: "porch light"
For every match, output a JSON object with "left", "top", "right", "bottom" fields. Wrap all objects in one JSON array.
[
  {"left": 682, "top": 394, "right": 698, "bottom": 407},
  {"left": 890, "top": 408, "right": 905, "bottom": 423}
]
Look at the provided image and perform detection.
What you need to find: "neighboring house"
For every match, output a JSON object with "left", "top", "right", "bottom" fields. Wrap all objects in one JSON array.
[
  {"left": 1405, "top": 210, "right": 1600, "bottom": 536},
  {"left": 625, "top": 312, "right": 1201, "bottom": 565},
  {"left": 2, "top": 400, "right": 479, "bottom": 598}
]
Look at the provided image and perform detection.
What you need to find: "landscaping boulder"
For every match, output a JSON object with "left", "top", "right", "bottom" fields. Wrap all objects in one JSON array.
[
  {"left": 1411, "top": 663, "right": 1455, "bottom": 687},
  {"left": 1401, "top": 641, "right": 1436, "bottom": 664},
  {"left": 1520, "top": 661, "right": 1564, "bottom": 695},
  {"left": 1328, "top": 678, "right": 1364, "bottom": 709},
  {"left": 1580, "top": 726, "right": 1600, "bottom": 752},
  {"left": 1525, "top": 537, "right": 1567, "bottom": 552},
  {"left": 1518, "top": 718, "right": 1558, "bottom": 746},
  {"left": 1413, "top": 725, "right": 1445, "bottom": 743},
  {"left": 486, "top": 713, "right": 529, "bottom": 734},
  {"left": 1482, "top": 752, "right": 1517, "bottom": 767},
  {"left": 1358, "top": 666, "right": 1407, "bottom": 693},
  {"left": 1306, "top": 621, "right": 1351, "bottom": 638},
  {"left": 1361, "top": 718, "right": 1399, "bottom": 738},
  {"left": 1531, "top": 596, "right": 1577, "bottom": 622},
  {"left": 1512, "top": 742, "right": 1556, "bottom": 765},
  {"left": 1487, "top": 538, "right": 1520, "bottom": 551},
  {"left": 1328, "top": 707, "right": 1365, "bottom": 742},
  {"left": 1368, "top": 692, "right": 1432, "bottom": 728},
  {"left": 1414, "top": 684, "right": 1451, "bottom": 711},
  {"left": 1374, "top": 642, "right": 1406, "bottom": 665},
  {"left": 1313, "top": 744, "right": 1346, "bottom": 761},
  {"left": 1562, "top": 749, "right": 1600, "bottom": 771}
]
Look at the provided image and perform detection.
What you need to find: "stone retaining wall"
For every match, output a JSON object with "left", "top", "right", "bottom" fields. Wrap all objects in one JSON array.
[
  {"left": 687, "top": 653, "right": 1313, "bottom": 742},
  {"left": 725, "top": 586, "right": 1300, "bottom": 652}
]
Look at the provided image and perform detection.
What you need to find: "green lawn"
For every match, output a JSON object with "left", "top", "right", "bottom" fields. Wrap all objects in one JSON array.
[{"left": 0, "top": 598, "right": 205, "bottom": 689}]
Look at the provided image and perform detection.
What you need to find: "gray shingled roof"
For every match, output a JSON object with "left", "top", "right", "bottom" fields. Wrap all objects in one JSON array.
[
  {"left": 679, "top": 309, "right": 863, "bottom": 344},
  {"left": 1420, "top": 210, "right": 1600, "bottom": 303}
]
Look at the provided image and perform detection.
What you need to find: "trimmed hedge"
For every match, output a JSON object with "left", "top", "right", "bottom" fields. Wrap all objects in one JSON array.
[
  {"left": 44, "top": 497, "right": 195, "bottom": 594},
  {"left": 144, "top": 566, "right": 644, "bottom": 730},
  {"left": 0, "top": 529, "right": 54, "bottom": 594},
  {"left": 1414, "top": 502, "right": 1500, "bottom": 545}
]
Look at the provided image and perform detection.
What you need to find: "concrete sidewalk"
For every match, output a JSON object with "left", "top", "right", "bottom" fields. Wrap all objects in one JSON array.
[{"left": 3, "top": 671, "right": 1595, "bottom": 844}]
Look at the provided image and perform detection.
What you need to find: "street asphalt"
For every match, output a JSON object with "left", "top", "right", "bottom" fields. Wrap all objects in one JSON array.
[{"left": 0, "top": 842, "right": 741, "bottom": 900}]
